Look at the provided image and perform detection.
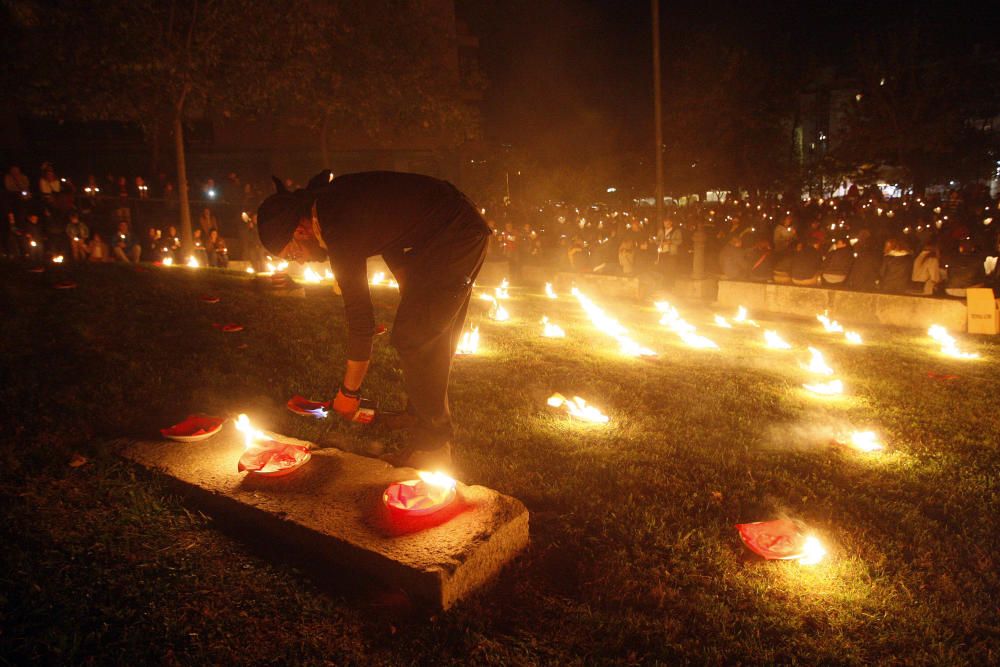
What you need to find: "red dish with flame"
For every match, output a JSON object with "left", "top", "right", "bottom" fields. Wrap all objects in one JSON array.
[
  {"left": 238, "top": 442, "right": 311, "bottom": 476},
  {"left": 160, "top": 414, "right": 226, "bottom": 442},
  {"left": 735, "top": 519, "right": 805, "bottom": 560},
  {"left": 383, "top": 475, "right": 457, "bottom": 516}
]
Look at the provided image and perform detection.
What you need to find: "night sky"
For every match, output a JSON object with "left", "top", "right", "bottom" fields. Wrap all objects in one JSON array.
[{"left": 460, "top": 0, "right": 995, "bottom": 166}]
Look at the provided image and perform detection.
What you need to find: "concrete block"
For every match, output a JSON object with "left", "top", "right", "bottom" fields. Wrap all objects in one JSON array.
[
  {"left": 717, "top": 280, "right": 968, "bottom": 331},
  {"left": 554, "top": 271, "right": 639, "bottom": 300},
  {"left": 672, "top": 277, "right": 719, "bottom": 302},
  {"left": 120, "top": 428, "right": 529, "bottom": 609}
]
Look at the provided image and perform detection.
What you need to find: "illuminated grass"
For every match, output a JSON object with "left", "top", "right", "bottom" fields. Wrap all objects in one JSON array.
[{"left": 0, "top": 261, "right": 998, "bottom": 664}]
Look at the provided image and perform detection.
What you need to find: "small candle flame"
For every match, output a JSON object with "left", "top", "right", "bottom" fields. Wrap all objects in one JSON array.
[
  {"left": 817, "top": 312, "right": 844, "bottom": 333},
  {"left": 803, "top": 347, "right": 834, "bottom": 375},
  {"left": 545, "top": 282, "right": 557, "bottom": 299},
  {"left": 714, "top": 315, "right": 733, "bottom": 328},
  {"left": 245, "top": 266, "right": 255, "bottom": 274},
  {"left": 803, "top": 379, "right": 843, "bottom": 395},
  {"left": 798, "top": 535, "right": 826, "bottom": 566},
  {"left": 417, "top": 470, "right": 457, "bottom": 490},
  {"left": 547, "top": 392, "right": 610, "bottom": 423},
  {"left": 844, "top": 331, "right": 863, "bottom": 345},
  {"left": 456, "top": 326, "right": 480, "bottom": 354},
  {"left": 302, "top": 267, "right": 322, "bottom": 283},
  {"left": 234, "top": 413, "right": 266, "bottom": 450},
  {"left": 187, "top": 256, "right": 199, "bottom": 268},
  {"left": 541, "top": 316, "right": 566, "bottom": 338},
  {"left": 928, "top": 325, "right": 979, "bottom": 359},
  {"left": 163, "top": 257, "right": 174, "bottom": 266},
  {"left": 764, "top": 330, "right": 792, "bottom": 349}
]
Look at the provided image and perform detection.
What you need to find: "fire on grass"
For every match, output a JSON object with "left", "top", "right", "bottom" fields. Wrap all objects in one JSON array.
[{"left": 571, "top": 287, "right": 655, "bottom": 357}]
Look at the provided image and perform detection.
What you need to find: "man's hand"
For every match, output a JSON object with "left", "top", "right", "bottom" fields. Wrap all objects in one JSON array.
[{"left": 332, "top": 386, "right": 361, "bottom": 419}]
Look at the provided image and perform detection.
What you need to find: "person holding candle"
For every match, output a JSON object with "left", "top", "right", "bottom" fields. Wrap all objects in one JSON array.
[
  {"left": 65, "top": 212, "right": 90, "bottom": 262},
  {"left": 256, "top": 170, "right": 490, "bottom": 470},
  {"left": 112, "top": 220, "right": 141, "bottom": 263}
]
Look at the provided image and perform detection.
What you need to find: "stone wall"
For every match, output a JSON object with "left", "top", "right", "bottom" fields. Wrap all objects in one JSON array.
[{"left": 717, "top": 280, "right": 969, "bottom": 331}]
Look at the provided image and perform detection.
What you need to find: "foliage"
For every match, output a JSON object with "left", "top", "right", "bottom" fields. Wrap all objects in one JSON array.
[
  {"left": 836, "top": 23, "right": 1000, "bottom": 190},
  {"left": 663, "top": 38, "right": 797, "bottom": 195}
]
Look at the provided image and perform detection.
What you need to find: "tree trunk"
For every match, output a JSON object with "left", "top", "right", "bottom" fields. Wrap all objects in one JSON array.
[
  {"left": 173, "top": 112, "right": 194, "bottom": 253},
  {"left": 150, "top": 120, "right": 161, "bottom": 176}
]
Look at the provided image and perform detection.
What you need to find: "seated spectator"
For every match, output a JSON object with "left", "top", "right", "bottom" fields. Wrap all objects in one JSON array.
[
  {"left": 198, "top": 207, "right": 219, "bottom": 236},
  {"left": 112, "top": 221, "right": 141, "bottom": 263},
  {"left": 192, "top": 227, "right": 209, "bottom": 266},
  {"left": 822, "top": 238, "right": 853, "bottom": 286},
  {"left": 23, "top": 212, "right": 44, "bottom": 261},
  {"left": 207, "top": 228, "right": 229, "bottom": 268},
  {"left": 4, "top": 165, "right": 30, "bottom": 195},
  {"left": 772, "top": 248, "right": 793, "bottom": 284},
  {"left": 87, "top": 233, "right": 110, "bottom": 262},
  {"left": 747, "top": 241, "right": 773, "bottom": 282},
  {"left": 164, "top": 225, "right": 181, "bottom": 261},
  {"left": 65, "top": 213, "right": 90, "bottom": 262},
  {"left": 911, "top": 242, "right": 942, "bottom": 295},
  {"left": 847, "top": 231, "right": 881, "bottom": 292},
  {"left": 145, "top": 227, "right": 163, "bottom": 262},
  {"left": 567, "top": 237, "right": 588, "bottom": 272},
  {"left": 718, "top": 235, "right": 749, "bottom": 280},
  {"left": 773, "top": 215, "right": 797, "bottom": 253},
  {"left": 790, "top": 240, "right": 822, "bottom": 286},
  {"left": 879, "top": 238, "right": 914, "bottom": 294},
  {"left": 944, "top": 239, "right": 986, "bottom": 298},
  {"left": 618, "top": 238, "right": 635, "bottom": 275}
]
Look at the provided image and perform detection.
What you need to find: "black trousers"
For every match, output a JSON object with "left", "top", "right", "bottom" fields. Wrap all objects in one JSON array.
[{"left": 389, "top": 199, "right": 489, "bottom": 450}]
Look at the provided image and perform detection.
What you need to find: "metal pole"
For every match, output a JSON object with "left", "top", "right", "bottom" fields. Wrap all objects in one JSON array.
[{"left": 652, "top": 0, "right": 664, "bottom": 233}]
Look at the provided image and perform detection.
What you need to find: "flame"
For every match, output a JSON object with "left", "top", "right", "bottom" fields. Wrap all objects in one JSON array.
[
  {"left": 656, "top": 302, "right": 718, "bottom": 348},
  {"left": 764, "top": 330, "right": 792, "bottom": 349},
  {"left": 847, "top": 430, "right": 884, "bottom": 452},
  {"left": 928, "top": 325, "right": 979, "bottom": 359},
  {"left": 417, "top": 470, "right": 457, "bottom": 490},
  {"left": 803, "top": 379, "right": 843, "bottom": 395},
  {"left": 541, "top": 316, "right": 566, "bottom": 338},
  {"left": 545, "top": 282, "right": 557, "bottom": 299},
  {"left": 456, "top": 326, "right": 480, "bottom": 354},
  {"left": 733, "top": 306, "right": 759, "bottom": 327},
  {"left": 245, "top": 266, "right": 255, "bottom": 274},
  {"left": 844, "top": 331, "right": 863, "bottom": 345},
  {"left": 495, "top": 278, "right": 510, "bottom": 300},
  {"left": 302, "top": 267, "right": 322, "bottom": 283},
  {"left": 817, "top": 312, "right": 844, "bottom": 333},
  {"left": 574, "top": 288, "right": 655, "bottom": 357},
  {"left": 187, "top": 256, "right": 199, "bottom": 268},
  {"left": 234, "top": 413, "right": 266, "bottom": 450},
  {"left": 547, "top": 392, "right": 610, "bottom": 423},
  {"left": 387, "top": 279, "right": 399, "bottom": 289},
  {"left": 491, "top": 303, "right": 510, "bottom": 321},
  {"left": 803, "top": 347, "right": 834, "bottom": 375},
  {"left": 714, "top": 315, "right": 733, "bottom": 328},
  {"left": 325, "top": 269, "right": 334, "bottom": 280},
  {"left": 162, "top": 257, "right": 174, "bottom": 266},
  {"left": 798, "top": 535, "right": 826, "bottom": 566},
  {"left": 277, "top": 260, "right": 289, "bottom": 271},
  {"left": 480, "top": 292, "right": 496, "bottom": 302},
  {"left": 370, "top": 271, "right": 386, "bottom": 285},
  {"left": 52, "top": 255, "right": 64, "bottom": 264},
  {"left": 266, "top": 262, "right": 276, "bottom": 273}
]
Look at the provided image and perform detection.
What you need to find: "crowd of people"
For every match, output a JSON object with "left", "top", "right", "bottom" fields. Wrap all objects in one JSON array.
[
  {"left": 483, "top": 182, "right": 1000, "bottom": 298},
  {"left": 5, "top": 159, "right": 999, "bottom": 299},
  {"left": 2, "top": 162, "right": 276, "bottom": 269}
]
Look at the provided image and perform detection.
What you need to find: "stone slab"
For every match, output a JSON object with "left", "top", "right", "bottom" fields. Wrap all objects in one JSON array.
[
  {"left": 717, "top": 279, "right": 968, "bottom": 331},
  {"left": 672, "top": 277, "right": 719, "bottom": 302},
  {"left": 555, "top": 271, "right": 640, "bottom": 300},
  {"left": 120, "top": 426, "right": 529, "bottom": 610}
]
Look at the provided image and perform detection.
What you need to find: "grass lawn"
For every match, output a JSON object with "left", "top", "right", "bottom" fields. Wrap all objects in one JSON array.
[{"left": 1, "top": 259, "right": 998, "bottom": 665}]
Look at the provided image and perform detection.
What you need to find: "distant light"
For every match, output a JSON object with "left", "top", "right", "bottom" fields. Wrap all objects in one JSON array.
[{"left": 607, "top": 187, "right": 617, "bottom": 193}]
